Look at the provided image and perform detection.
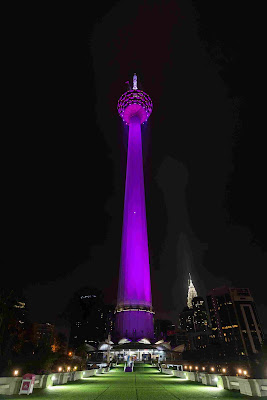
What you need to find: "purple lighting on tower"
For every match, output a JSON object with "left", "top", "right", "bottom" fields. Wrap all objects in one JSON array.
[{"left": 116, "top": 74, "right": 154, "bottom": 341}]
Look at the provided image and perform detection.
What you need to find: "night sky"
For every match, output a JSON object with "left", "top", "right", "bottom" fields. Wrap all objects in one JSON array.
[{"left": 2, "top": 1, "right": 266, "bottom": 334}]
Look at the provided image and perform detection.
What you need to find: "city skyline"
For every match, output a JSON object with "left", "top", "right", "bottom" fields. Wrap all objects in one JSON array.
[{"left": 2, "top": 1, "right": 266, "bottom": 334}]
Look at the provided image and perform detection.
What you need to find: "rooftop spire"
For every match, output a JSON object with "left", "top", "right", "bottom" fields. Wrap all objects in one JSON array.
[
  {"left": 189, "top": 273, "right": 192, "bottom": 284},
  {"left": 133, "top": 73, "right": 138, "bottom": 90},
  {"left": 187, "top": 273, "right": 198, "bottom": 309}
]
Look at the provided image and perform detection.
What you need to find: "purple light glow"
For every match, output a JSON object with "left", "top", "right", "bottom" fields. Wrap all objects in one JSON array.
[
  {"left": 117, "top": 90, "right": 152, "bottom": 124},
  {"left": 116, "top": 76, "right": 153, "bottom": 341},
  {"left": 116, "top": 310, "right": 154, "bottom": 341},
  {"left": 117, "top": 116, "right": 152, "bottom": 308}
]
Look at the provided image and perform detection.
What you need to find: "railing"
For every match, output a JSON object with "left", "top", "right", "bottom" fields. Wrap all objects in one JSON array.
[
  {"left": 164, "top": 360, "right": 251, "bottom": 378},
  {"left": 160, "top": 365, "right": 267, "bottom": 397}
]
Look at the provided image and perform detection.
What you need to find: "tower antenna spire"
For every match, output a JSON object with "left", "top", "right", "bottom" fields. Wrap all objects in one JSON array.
[{"left": 133, "top": 73, "right": 138, "bottom": 90}]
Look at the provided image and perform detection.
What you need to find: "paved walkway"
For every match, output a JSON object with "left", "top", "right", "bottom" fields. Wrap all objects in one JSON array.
[{"left": 0, "top": 364, "right": 258, "bottom": 399}]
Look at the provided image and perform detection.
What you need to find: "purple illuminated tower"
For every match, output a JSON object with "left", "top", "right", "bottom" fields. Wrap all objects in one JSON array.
[{"left": 115, "top": 74, "right": 154, "bottom": 341}]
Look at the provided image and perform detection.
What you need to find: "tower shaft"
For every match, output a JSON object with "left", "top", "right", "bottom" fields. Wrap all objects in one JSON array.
[{"left": 116, "top": 116, "right": 153, "bottom": 340}]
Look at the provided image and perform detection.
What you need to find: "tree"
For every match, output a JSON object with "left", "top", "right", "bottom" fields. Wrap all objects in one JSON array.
[
  {"left": 0, "top": 289, "right": 20, "bottom": 374},
  {"left": 25, "top": 343, "right": 59, "bottom": 374},
  {"left": 51, "top": 332, "right": 67, "bottom": 354},
  {"left": 75, "top": 343, "right": 88, "bottom": 370},
  {"left": 250, "top": 342, "right": 267, "bottom": 378}
]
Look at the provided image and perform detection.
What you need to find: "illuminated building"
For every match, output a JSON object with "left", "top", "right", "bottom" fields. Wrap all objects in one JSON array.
[
  {"left": 32, "top": 322, "right": 55, "bottom": 347},
  {"left": 192, "top": 296, "right": 209, "bottom": 333},
  {"left": 179, "top": 278, "right": 209, "bottom": 351},
  {"left": 115, "top": 73, "right": 154, "bottom": 341},
  {"left": 179, "top": 306, "right": 194, "bottom": 334},
  {"left": 179, "top": 277, "right": 206, "bottom": 334},
  {"left": 68, "top": 287, "right": 114, "bottom": 349},
  {"left": 190, "top": 297, "right": 209, "bottom": 350},
  {"left": 206, "top": 286, "right": 263, "bottom": 357},
  {"left": 187, "top": 273, "right": 198, "bottom": 309},
  {"left": 13, "top": 300, "right": 28, "bottom": 329}
]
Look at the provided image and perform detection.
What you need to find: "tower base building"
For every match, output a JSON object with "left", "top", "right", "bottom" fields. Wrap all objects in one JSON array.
[{"left": 115, "top": 309, "right": 154, "bottom": 341}]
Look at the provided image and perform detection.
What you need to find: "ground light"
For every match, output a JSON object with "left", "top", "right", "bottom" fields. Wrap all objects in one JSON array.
[
  {"left": 209, "top": 386, "right": 224, "bottom": 391},
  {"left": 47, "top": 385, "right": 70, "bottom": 391}
]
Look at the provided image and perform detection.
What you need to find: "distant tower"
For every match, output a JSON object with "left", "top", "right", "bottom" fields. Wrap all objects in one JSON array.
[
  {"left": 187, "top": 273, "right": 198, "bottom": 309},
  {"left": 115, "top": 74, "right": 154, "bottom": 341}
]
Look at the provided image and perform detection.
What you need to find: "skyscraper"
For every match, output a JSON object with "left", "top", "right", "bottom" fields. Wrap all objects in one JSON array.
[
  {"left": 206, "top": 286, "right": 263, "bottom": 358},
  {"left": 192, "top": 297, "right": 208, "bottom": 331},
  {"left": 187, "top": 273, "right": 198, "bottom": 309},
  {"left": 179, "top": 275, "right": 209, "bottom": 351},
  {"left": 67, "top": 287, "right": 112, "bottom": 349},
  {"left": 115, "top": 74, "right": 154, "bottom": 341}
]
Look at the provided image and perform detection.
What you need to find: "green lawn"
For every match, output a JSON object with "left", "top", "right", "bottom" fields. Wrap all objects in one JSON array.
[{"left": 0, "top": 364, "right": 259, "bottom": 399}]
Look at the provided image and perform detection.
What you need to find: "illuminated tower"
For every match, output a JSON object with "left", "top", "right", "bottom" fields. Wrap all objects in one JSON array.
[
  {"left": 187, "top": 273, "right": 198, "bottom": 309},
  {"left": 115, "top": 74, "right": 154, "bottom": 341}
]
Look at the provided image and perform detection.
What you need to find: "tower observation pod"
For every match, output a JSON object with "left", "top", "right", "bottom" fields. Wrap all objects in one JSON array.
[{"left": 116, "top": 74, "right": 154, "bottom": 341}]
